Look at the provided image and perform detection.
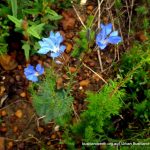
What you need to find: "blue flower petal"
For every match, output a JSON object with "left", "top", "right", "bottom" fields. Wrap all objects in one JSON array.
[
  {"left": 43, "top": 38, "right": 55, "bottom": 47},
  {"left": 51, "top": 52, "right": 60, "bottom": 58},
  {"left": 24, "top": 65, "right": 35, "bottom": 76},
  {"left": 100, "top": 23, "right": 105, "bottom": 29},
  {"left": 108, "top": 36, "right": 122, "bottom": 44},
  {"left": 26, "top": 74, "right": 38, "bottom": 82},
  {"left": 36, "top": 64, "right": 44, "bottom": 75},
  {"left": 97, "top": 41, "right": 107, "bottom": 49},
  {"left": 38, "top": 47, "right": 51, "bottom": 54},
  {"left": 39, "top": 41, "right": 49, "bottom": 47},
  {"left": 50, "top": 31, "right": 55, "bottom": 37},
  {"left": 109, "top": 31, "right": 118, "bottom": 37},
  {"left": 104, "top": 23, "right": 113, "bottom": 35},
  {"left": 60, "top": 45, "right": 66, "bottom": 52}
]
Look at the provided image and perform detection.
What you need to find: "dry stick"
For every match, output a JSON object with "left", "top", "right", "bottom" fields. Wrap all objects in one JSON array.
[
  {"left": 72, "top": 104, "right": 80, "bottom": 121},
  {"left": 83, "top": 62, "right": 107, "bottom": 84},
  {"left": 97, "top": 0, "right": 105, "bottom": 72},
  {"left": 116, "top": 13, "right": 126, "bottom": 50},
  {"left": 125, "top": 0, "right": 135, "bottom": 45},
  {"left": 106, "top": 0, "right": 120, "bottom": 61},
  {"left": 72, "top": 4, "right": 87, "bottom": 30}
]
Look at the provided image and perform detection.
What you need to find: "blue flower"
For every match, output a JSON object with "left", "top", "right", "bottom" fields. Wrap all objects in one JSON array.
[
  {"left": 96, "top": 23, "right": 122, "bottom": 50},
  {"left": 24, "top": 64, "right": 44, "bottom": 82},
  {"left": 37, "top": 31, "right": 66, "bottom": 58}
]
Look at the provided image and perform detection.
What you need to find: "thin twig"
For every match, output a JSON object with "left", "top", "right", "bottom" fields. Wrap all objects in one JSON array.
[
  {"left": 97, "top": 48, "right": 103, "bottom": 72},
  {"left": 83, "top": 63, "right": 107, "bottom": 84},
  {"left": 72, "top": 4, "right": 87, "bottom": 29},
  {"left": 72, "top": 104, "right": 80, "bottom": 121},
  {"left": 97, "top": 0, "right": 105, "bottom": 72}
]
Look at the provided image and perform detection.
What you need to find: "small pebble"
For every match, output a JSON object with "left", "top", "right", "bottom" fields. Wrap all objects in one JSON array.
[
  {"left": 69, "top": 67, "right": 77, "bottom": 73},
  {"left": 1, "top": 110, "right": 7, "bottom": 117},
  {"left": 38, "top": 127, "right": 44, "bottom": 133},
  {"left": 15, "top": 75, "right": 21, "bottom": 81},
  {"left": 79, "top": 79, "right": 90, "bottom": 87},
  {"left": 15, "top": 110, "right": 23, "bottom": 118},
  {"left": 20, "top": 92, "right": 26, "bottom": 98}
]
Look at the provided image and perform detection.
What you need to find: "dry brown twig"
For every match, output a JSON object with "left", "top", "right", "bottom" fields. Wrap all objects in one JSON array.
[{"left": 83, "top": 62, "right": 107, "bottom": 84}]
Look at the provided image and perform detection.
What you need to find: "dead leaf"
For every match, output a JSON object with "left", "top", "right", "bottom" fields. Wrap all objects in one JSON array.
[
  {"left": 64, "top": 42, "right": 73, "bottom": 53},
  {"left": 135, "top": 31, "right": 148, "bottom": 42},
  {"left": 61, "top": 10, "right": 76, "bottom": 30},
  {"left": 37, "top": 127, "right": 44, "bottom": 133},
  {"left": 0, "top": 54, "right": 18, "bottom": 70}
]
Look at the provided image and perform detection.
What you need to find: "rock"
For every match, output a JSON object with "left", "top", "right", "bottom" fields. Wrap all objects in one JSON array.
[
  {"left": 79, "top": 79, "right": 90, "bottom": 87},
  {"left": 15, "top": 75, "right": 21, "bottom": 81},
  {"left": 20, "top": 92, "right": 26, "bottom": 98},
  {"left": 0, "top": 127, "right": 7, "bottom": 132},
  {"left": 69, "top": 67, "right": 77, "bottom": 73},
  {"left": 54, "top": 125, "right": 60, "bottom": 132},
  {"left": 51, "top": 134, "right": 56, "bottom": 139},
  {"left": 0, "top": 86, "right": 5, "bottom": 96},
  {"left": 13, "top": 126, "right": 18, "bottom": 133},
  {"left": 1, "top": 110, "right": 7, "bottom": 117},
  {"left": 15, "top": 110, "right": 23, "bottom": 118}
]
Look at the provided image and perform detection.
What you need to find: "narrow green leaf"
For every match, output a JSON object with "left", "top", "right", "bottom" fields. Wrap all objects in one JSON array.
[
  {"left": 10, "top": 0, "right": 17, "bottom": 17},
  {"left": 7, "top": 15, "right": 22, "bottom": 28},
  {"left": 45, "top": 8, "right": 62, "bottom": 21},
  {"left": 22, "top": 43, "right": 30, "bottom": 61},
  {"left": 27, "top": 23, "right": 45, "bottom": 39}
]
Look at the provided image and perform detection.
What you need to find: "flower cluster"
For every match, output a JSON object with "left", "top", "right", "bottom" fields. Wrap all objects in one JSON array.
[
  {"left": 96, "top": 23, "right": 122, "bottom": 49},
  {"left": 24, "top": 64, "right": 44, "bottom": 82},
  {"left": 24, "top": 25, "right": 122, "bottom": 82},
  {"left": 37, "top": 31, "right": 66, "bottom": 59}
]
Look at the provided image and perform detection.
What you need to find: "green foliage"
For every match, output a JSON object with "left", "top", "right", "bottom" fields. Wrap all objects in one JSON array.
[
  {"left": 62, "top": 81, "right": 125, "bottom": 149},
  {"left": 114, "top": 0, "right": 123, "bottom": 9},
  {"left": 135, "top": 6, "right": 148, "bottom": 15},
  {"left": 7, "top": 15, "right": 45, "bottom": 60},
  {"left": 10, "top": 0, "right": 17, "bottom": 17},
  {"left": 71, "top": 15, "right": 95, "bottom": 57},
  {"left": 22, "top": 42, "right": 30, "bottom": 61},
  {"left": 7, "top": 15, "right": 22, "bottom": 28},
  {"left": 134, "top": 99, "right": 149, "bottom": 122},
  {"left": 71, "top": 81, "right": 124, "bottom": 142},
  {"left": 0, "top": 20, "right": 9, "bottom": 55},
  {"left": 27, "top": 23, "right": 45, "bottom": 39},
  {"left": 134, "top": 2, "right": 150, "bottom": 30},
  {"left": 29, "top": 68, "right": 73, "bottom": 125},
  {"left": 2, "top": 0, "right": 62, "bottom": 60},
  {"left": 118, "top": 40, "right": 150, "bottom": 139}
]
